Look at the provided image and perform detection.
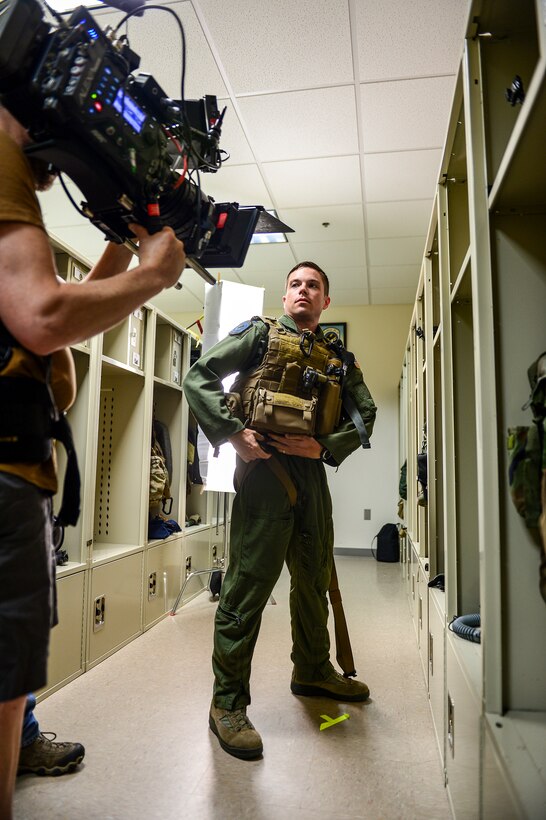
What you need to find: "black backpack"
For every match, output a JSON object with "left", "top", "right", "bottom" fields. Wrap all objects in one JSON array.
[{"left": 371, "top": 523, "right": 400, "bottom": 562}]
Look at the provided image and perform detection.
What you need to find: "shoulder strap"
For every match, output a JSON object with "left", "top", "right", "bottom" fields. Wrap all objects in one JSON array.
[
  {"left": 0, "top": 321, "right": 81, "bottom": 525},
  {"left": 324, "top": 337, "right": 371, "bottom": 449},
  {"left": 342, "top": 391, "right": 371, "bottom": 449}
]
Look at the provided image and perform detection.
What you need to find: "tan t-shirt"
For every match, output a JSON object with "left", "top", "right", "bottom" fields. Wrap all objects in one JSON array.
[{"left": 0, "top": 130, "right": 75, "bottom": 493}]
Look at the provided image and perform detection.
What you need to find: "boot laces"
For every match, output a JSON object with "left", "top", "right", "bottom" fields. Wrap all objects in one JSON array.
[
  {"left": 220, "top": 709, "right": 255, "bottom": 733},
  {"left": 37, "top": 732, "right": 74, "bottom": 750}
]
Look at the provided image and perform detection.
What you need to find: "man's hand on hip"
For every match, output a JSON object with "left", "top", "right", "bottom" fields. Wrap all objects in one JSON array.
[
  {"left": 267, "top": 434, "right": 323, "bottom": 459},
  {"left": 229, "top": 429, "right": 272, "bottom": 463}
]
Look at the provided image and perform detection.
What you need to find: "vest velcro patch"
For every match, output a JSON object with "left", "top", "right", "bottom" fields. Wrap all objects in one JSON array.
[{"left": 229, "top": 320, "right": 254, "bottom": 336}]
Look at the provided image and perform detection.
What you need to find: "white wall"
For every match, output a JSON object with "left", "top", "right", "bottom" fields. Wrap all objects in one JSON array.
[
  {"left": 319, "top": 304, "right": 411, "bottom": 550},
  {"left": 172, "top": 302, "right": 412, "bottom": 552}
]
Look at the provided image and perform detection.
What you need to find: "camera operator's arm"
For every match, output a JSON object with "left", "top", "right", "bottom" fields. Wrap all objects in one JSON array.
[
  {"left": 0, "top": 221, "right": 186, "bottom": 355},
  {"left": 84, "top": 224, "right": 182, "bottom": 283},
  {"left": 85, "top": 241, "right": 134, "bottom": 281}
]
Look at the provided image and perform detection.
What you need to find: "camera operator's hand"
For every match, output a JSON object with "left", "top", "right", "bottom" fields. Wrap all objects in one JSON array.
[
  {"left": 229, "top": 429, "right": 272, "bottom": 463},
  {"left": 129, "top": 223, "right": 186, "bottom": 290}
]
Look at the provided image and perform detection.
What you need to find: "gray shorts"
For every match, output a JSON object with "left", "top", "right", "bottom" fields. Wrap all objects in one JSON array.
[{"left": 0, "top": 471, "right": 54, "bottom": 702}]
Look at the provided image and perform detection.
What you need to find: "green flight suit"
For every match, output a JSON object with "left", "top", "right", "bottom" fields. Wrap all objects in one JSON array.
[{"left": 183, "top": 314, "right": 377, "bottom": 710}]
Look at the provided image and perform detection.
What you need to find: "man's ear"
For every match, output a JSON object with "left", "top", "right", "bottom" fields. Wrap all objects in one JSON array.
[{"left": 322, "top": 296, "right": 331, "bottom": 311}]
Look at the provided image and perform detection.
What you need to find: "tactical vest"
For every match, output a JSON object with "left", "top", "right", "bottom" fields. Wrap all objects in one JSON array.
[{"left": 230, "top": 318, "right": 343, "bottom": 437}]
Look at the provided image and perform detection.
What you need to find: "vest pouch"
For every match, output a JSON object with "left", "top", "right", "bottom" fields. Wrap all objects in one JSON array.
[
  {"left": 225, "top": 391, "right": 245, "bottom": 422},
  {"left": 316, "top": 380, "right": 342, "bottom": 436},
  {"left": 250, "top": 387, "right": 317, "bottom": 435},
  {"left": 0, "top": 376, "right": 54, "bottom": 463}
]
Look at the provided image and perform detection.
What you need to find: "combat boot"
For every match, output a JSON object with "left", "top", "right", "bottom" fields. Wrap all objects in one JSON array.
[
  {"left": 291, "top": 668, "right": 370, "bottom": 702},
  {"left": 209, "top": 702, "right": 263, "bottom": 760},
  {"left": 18, "top": 732, "right": 85, "bottom": 776}
]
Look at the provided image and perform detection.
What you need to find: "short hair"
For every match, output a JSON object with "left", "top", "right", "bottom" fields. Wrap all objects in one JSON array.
[{"left": 286, "top": 261, "right": 329, "bottom": 298}]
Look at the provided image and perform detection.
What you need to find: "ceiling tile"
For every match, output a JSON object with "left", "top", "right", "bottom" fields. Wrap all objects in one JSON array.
[
  {"left": 202, "top": 164, "right": 273, "bottom": 210},
  {"left": 360, "top": 76, "right": 457, "bottom": 153},
  {"left": 278, "top": 205, "right": 365, "bottom": 242},
  {"left": 263, "top": 156, "right": 362, "bottom": 208},
  {"left": 289, "top": 240, "right": 366, "bottom": 270},
  {"left": 369, "top": 265, "right": 421, "bottom": 289},
  {"left": 238, "top": 243, "right": 296, "bottom": 275},
  {"left": 325, "top": 267, "right": 368, "bottom": 290},
  {"left": 237, "top": 87, "right": 358, "bottom": 162},
  {"left": 194, "top": 0, "right": 353, "bottom": 93},
  {"left": 92, "top": 2, "right": 228, "bottom": 100},
  {"left": 366, "top": 200, "right": 432, "bottom": 238},
  {"left": 364, "top": 150, "right": 442, "bottom": 201},
  {"left": 355, "top": 0, "right": 470, "bottom": 82},
  {"left": 368, "top": 237, "right": 425, "bottom": 266}
]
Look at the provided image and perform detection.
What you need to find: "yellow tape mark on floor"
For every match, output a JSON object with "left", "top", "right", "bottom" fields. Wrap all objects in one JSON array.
[{"left": 319, "top": 713, "right": 350, "bottom": 731}]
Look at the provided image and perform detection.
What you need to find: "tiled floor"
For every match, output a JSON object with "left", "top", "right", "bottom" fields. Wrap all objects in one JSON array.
[{"left": 14, "top": 556, "right": 451, "bottom": 819}]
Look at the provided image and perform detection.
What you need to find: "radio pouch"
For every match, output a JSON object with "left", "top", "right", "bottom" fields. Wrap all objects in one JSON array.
[
  {"left": 249, "top": 387, "right": 317, "bottom": 436},
  {"left": 316, "top": 379, "right": 342, "bottom": 435}
]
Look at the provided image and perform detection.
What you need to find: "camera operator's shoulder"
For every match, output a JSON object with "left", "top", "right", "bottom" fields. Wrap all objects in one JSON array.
[
  {"left": 0, "top": 132, "right": 44, "bottom": 229},
  {"left": 0, "top": 130, "right": 29, "bottom": 178}
]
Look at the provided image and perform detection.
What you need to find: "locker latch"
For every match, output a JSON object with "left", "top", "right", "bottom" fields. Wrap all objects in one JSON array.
[
  {"left": 447, "top": 692, "right": 455, "bottom": 757},
  {"left": 148, "top": 571, "right": 157, "bottom": 600},
  {"left": 94, "top": 595, "right": 106, "bottom": 632}
]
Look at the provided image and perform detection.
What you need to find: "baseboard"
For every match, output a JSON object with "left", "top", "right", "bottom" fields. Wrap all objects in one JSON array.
[{"left": 334, "top": 548, "right": 373, "bottom": 557}]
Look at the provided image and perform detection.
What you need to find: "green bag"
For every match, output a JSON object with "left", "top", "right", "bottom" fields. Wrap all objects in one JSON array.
[
  {"left": 507, "top": 425, "right": 542, "bottom": 529},
  {"left": 508, "top": 352, "right": 546, "bottom": 603},
  {"left": 149, "top": 439, "right": 171, "bottom": 512}
]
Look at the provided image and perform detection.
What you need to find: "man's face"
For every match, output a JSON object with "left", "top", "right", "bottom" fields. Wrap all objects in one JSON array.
[{"left": 282, "top": 267, "right": 330, "bottom": 329}]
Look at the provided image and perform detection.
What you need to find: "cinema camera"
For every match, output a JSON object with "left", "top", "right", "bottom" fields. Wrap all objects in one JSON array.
[{"left": 0, "top": 0, "right": 292, "bottom": 281}]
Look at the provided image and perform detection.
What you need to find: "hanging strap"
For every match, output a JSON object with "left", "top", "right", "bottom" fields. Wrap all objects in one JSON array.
[
  {"left": 234, "top": 453, "right": 357, "bottom": 677},
  {"left": 325, "top": 337, "right": 370, "bottom": 451},
  {"left": 328, "top": 559, "right": 357, "bottom": 677},
  {"left": 51, "top": 413, "right": 81, "bottom": 526},
  {"left": 342, "top": 391, "right": 370, "bottom": 449}
]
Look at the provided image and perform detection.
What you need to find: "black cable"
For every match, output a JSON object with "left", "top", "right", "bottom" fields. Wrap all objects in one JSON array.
[
  {"left": 113, "top": 5, "right": 187, "bottom": 107},
  {"left": 58, "top": 173, "right": 87, "bottom": 219}
]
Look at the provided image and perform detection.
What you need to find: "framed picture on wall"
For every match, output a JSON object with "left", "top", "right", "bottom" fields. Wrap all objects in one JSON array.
[{"left": 319, "top": 322, "right": 347, "bottom": 347}]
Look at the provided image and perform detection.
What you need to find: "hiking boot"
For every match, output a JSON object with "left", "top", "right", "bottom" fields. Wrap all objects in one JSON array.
[
  {"left": 291, "top": 669, "right": 370, "bottom": 702},
  {"left": 18, "top": 733, "right": 85, "bottom": 776},
  {"left": 209, "top": 703, "right": 263, "bottom": 760}
]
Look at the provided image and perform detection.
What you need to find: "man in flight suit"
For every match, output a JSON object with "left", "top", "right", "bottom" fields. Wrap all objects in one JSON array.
[{"left": 183, "top": 261, "right": 376, "bottom": 759}]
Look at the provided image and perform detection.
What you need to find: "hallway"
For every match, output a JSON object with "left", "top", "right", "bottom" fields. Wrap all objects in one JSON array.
[{"left": 15, "top": 556, "right": 451, "bottom": 819}]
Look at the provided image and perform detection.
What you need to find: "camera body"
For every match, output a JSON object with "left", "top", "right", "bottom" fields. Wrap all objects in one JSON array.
[{"left": 0, "top": 0, "right": 272, "bottom": 265}]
